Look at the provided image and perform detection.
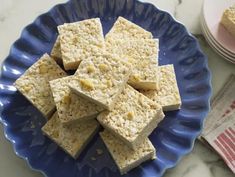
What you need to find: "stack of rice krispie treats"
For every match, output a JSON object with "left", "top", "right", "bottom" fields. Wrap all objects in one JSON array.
[{"left": 14, "top": 17, "right": 181, "bottom": 175}]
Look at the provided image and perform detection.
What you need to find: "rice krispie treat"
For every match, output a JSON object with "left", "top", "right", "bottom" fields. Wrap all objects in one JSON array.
[
  {"left": 69, "top": 53, "right": 131, "bottom": 110},
  {"left": 97, "top": 85, "right": 164, "bottom": 149},
  {"left": 140, "top": 64, "right": 181, "bottom": 111},
  {"left": 105, "top": 39, "right": 159, "bottom": 90},
  {"left": 50, "top": 36, "right": 62, "bottom": 64},
  {"left": 58, "top": 18, "right": 105, "bottom": 70},
  {"left": 50, "top": 76, "right": 104, "bottom": 125},
  {"left": 14, "top": 54, "right": 67, "bottom": 118},
  {"left": 127, "top": 59, "right": 159, "bottom": 90},
  {"left": 105, "top": 16, "right": 153, "bottom": 40},
  {"left": 42, "top": 112, "right": 100, "bottom": 158},
  {"left": 100, "top": 130, "right": 156, "bottom": 175},
  {"left": 105, "top": 39, "right": 158, "bottom": 61},
  {"left": 221, "top": 4, "right": 235, "bottom": 38}
]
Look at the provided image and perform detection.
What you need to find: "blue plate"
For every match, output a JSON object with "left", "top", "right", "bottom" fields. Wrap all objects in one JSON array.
[{"left": 0, "top": 0, "right": 211, "bottom": 176}]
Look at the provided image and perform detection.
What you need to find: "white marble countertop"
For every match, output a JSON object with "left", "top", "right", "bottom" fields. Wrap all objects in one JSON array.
[{"left": 0, "top": 0, "right": 234, "bottom": 177}]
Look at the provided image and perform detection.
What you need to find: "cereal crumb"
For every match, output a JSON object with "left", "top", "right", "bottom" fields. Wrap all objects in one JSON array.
[
  {"left": 106, "top": 79, "right": 113, "bottom": 87},
  {"left": 96, "top": 148, "right": 103, "bottom": 155},
  {"left": 30, "top": 123, "right": 35, "bottom": 129},
  {"left": 126, "top": 111, "right": 134, "bottom": 120},
  {"left": 131, "top": 74, "right": 141, "bottom": 82},
  {"left": 39, "top": 65, "right": 48, "bottom": 74},
  {"left": 91, "top": 156, "right": 96, "bottom": 161},
  {"left": 62, "top": 95, "right": 71, "bottom": 105},
  {"left": 87, "top": 65, "right": 95, "bottom": 73},
  {"left": 99, "top": 63, "right": 109, "bottom": 72},
  {"left": 80, "top": 79, "right": 94, "bottom": 90}
]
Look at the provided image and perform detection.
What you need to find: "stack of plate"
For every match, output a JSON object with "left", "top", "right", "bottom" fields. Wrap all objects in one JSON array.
[{"left": 201, "top": 0, "right": 235, "bottom": 63}]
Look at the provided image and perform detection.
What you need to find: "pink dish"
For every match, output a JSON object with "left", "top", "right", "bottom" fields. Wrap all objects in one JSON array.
[{"left": 203, "top": 0, "right": 235, "bottom": 54}]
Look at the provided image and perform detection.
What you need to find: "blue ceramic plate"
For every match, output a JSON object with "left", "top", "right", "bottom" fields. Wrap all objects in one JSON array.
[{"left": 0, "top": 0, "right": 211, "bottom": 176}]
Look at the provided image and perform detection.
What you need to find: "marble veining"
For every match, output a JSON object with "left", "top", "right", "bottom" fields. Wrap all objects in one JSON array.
[
  {"left": 146, "top": 0, "right": 203, "bottom": 34},
  {"left": 0, "top": 0, "right": 12, "bottom": 22},
  {"left": 164, "top": 141, "right": 234, "bottom": 177},
  {"left": 0, "top": 0, "right": 235, "bottom": 177}
]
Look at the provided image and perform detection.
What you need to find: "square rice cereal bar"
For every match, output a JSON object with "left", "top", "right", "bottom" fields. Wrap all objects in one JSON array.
[
  {"left": 50, "top": 76, "right": 104, "bottom": 125},
  {"left": 105, "top": 16, "right": 152, "bottom": 40},
  {"left": 105, "top": 38, "right": 159, "bottom": 63},
  {"left": 14, "top": 54, "right": 67, "bottom": 118},
  {"left": 50, "top": 36, "right": 62, "bottom": 64},
  {"left": 69, "top": 53, "right": 131, "bottom": 110},
  {"left": 97, "top": 85, "right": 164, "bottom": 149},
  {"left": 58, "top": 18, "right": 105, "bottom": 70},
  {"left": 128, "top": 59, "right": 159, "bottom": 90},
  {"left": 220, "top": 4, "right": 235, "bottom": 38},
  {"left": 106, "top": 39, "right": 159, "bottom": 90},
  {"left": 42, "top": 112, "right": 100, "bottom": 159},
  {"left": 100, "top": 130, "right": 156, "bottom": 175},
  {"left": 140, "top": 64, "right": 181, "bottom": 111}
]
